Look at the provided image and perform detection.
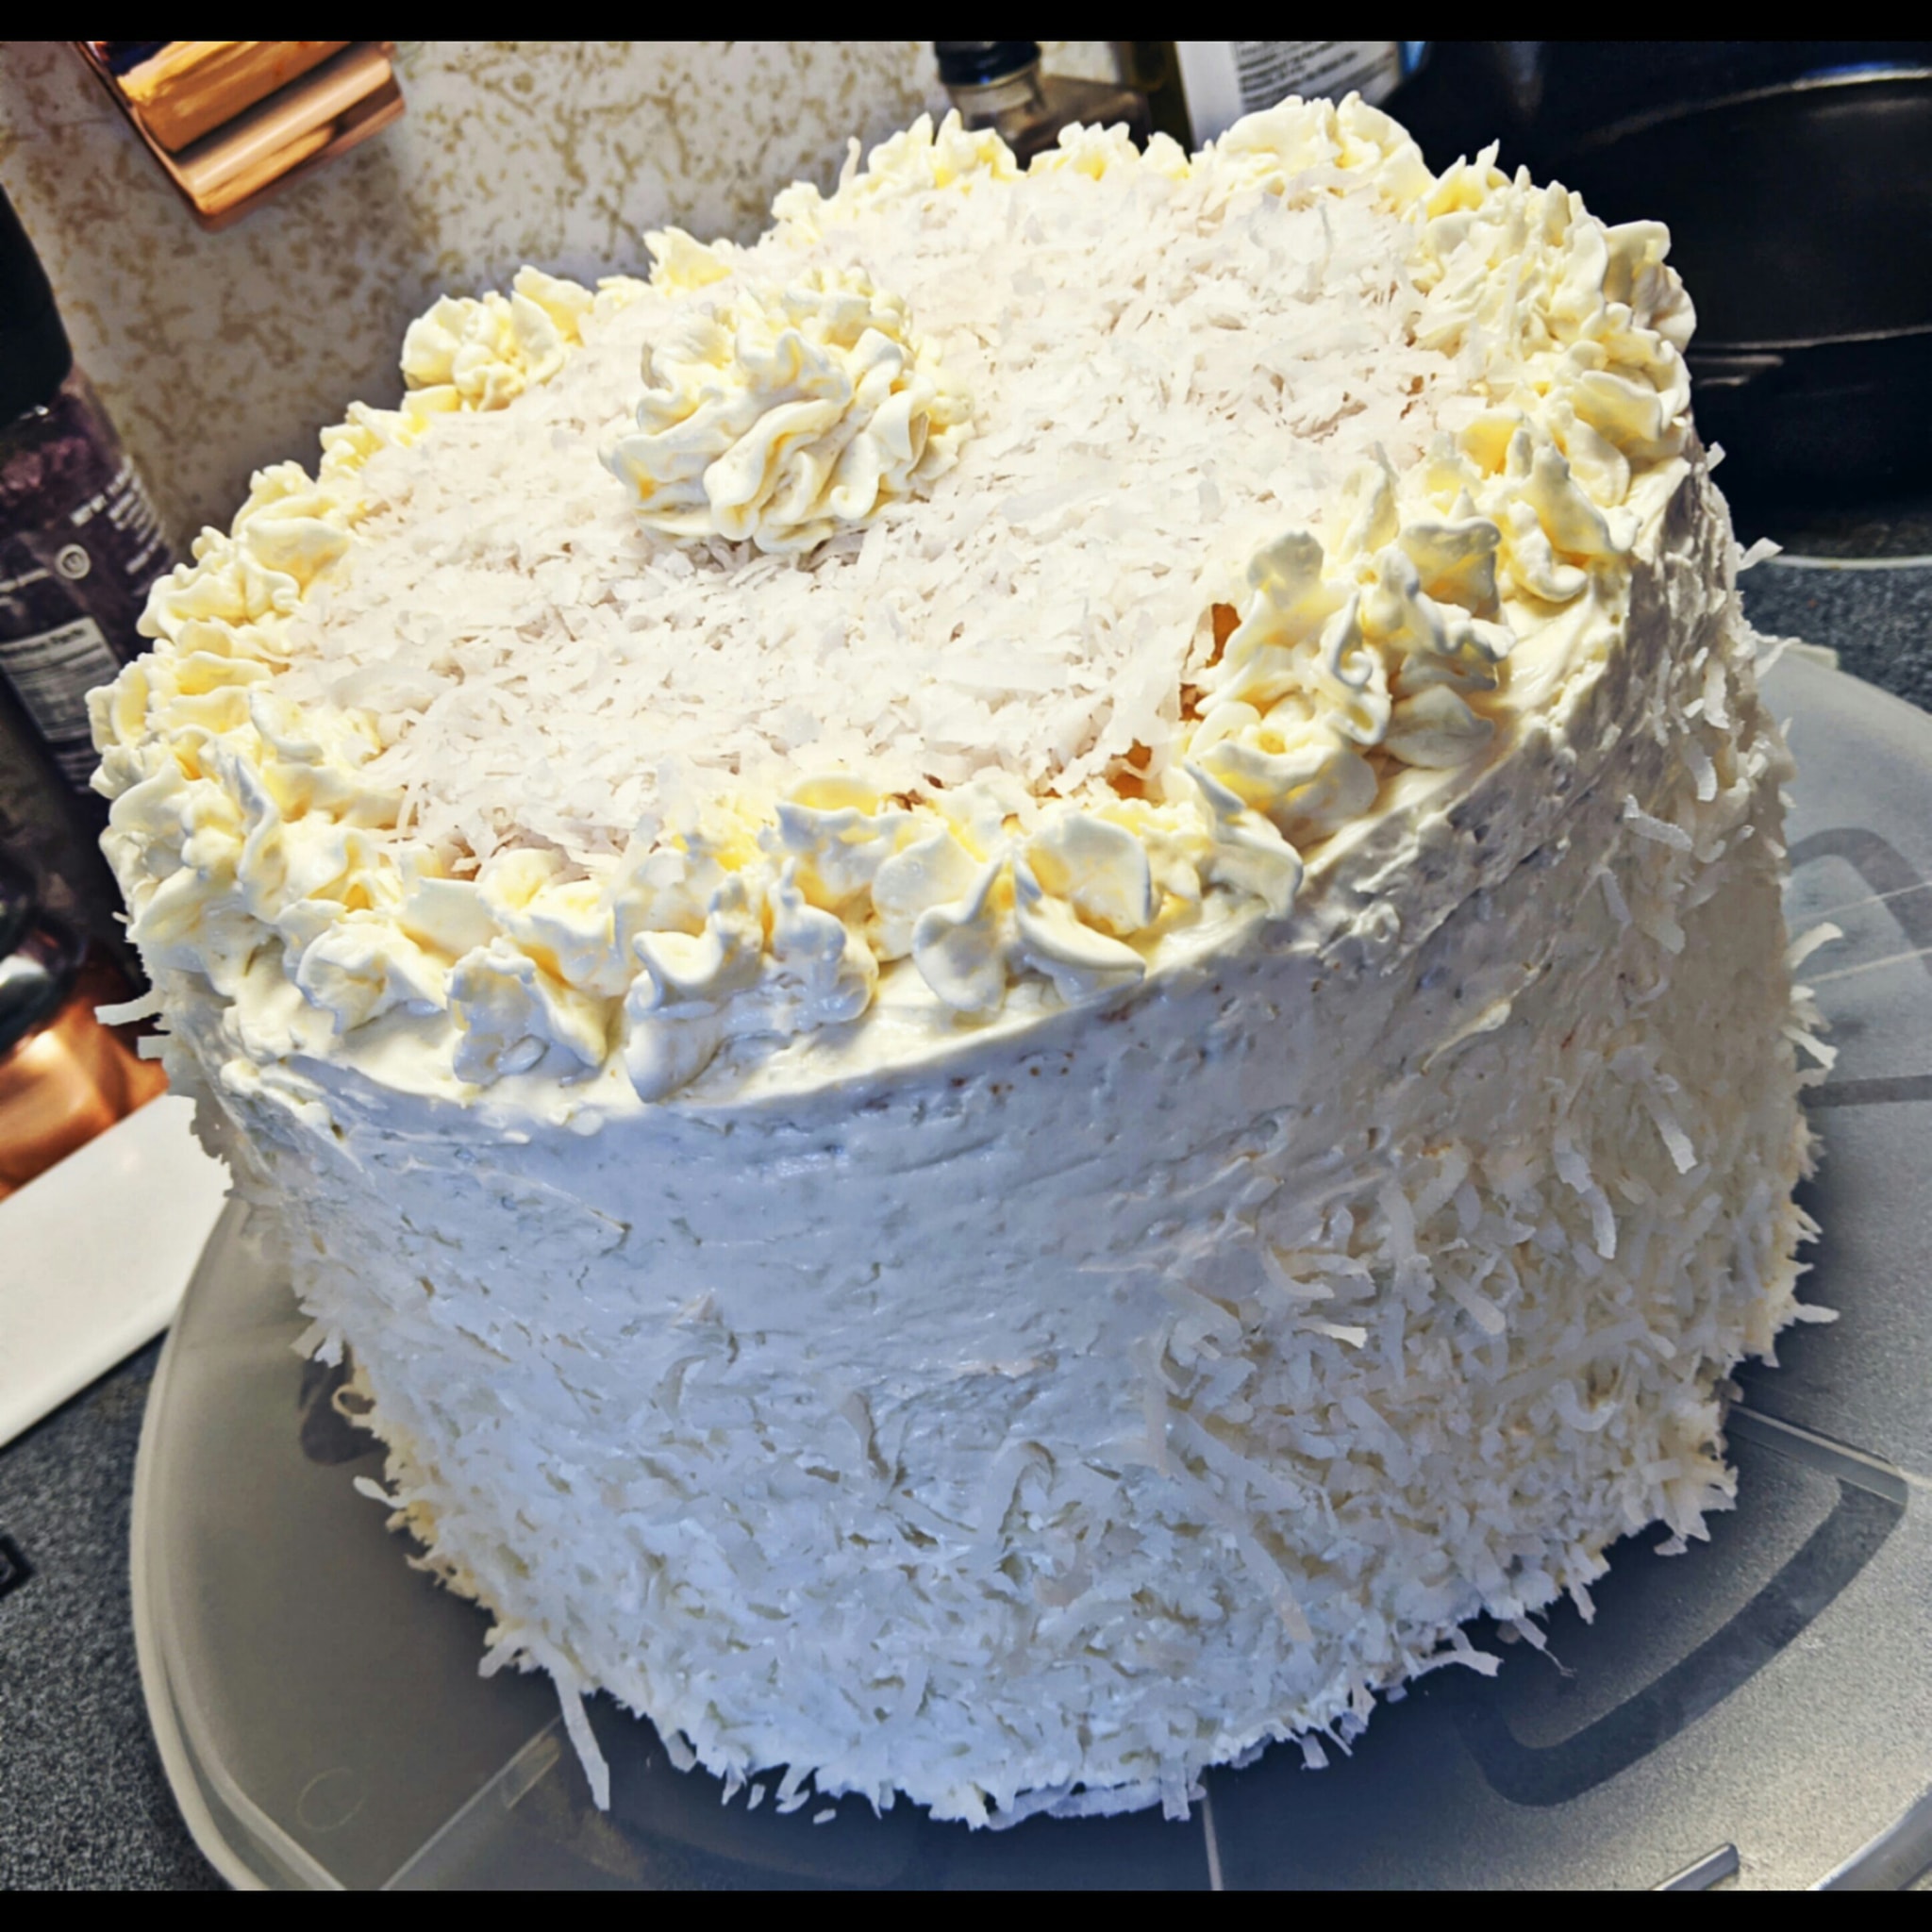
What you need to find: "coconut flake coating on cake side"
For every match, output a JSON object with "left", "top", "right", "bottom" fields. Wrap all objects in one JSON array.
[{"left": 91, "top": 99, "right": 1828, "bottom": 1824}]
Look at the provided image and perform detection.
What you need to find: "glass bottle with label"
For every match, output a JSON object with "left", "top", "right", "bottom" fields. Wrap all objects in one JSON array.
[
  {"left": 936, "top": 42, "right": 1151, "bottom": 160},
  {"left": 0, "top": 187, "right": 175, "bottom": 795},
  {"left": 1124, "top": 42, "right": 1426, "bottom": 149}
]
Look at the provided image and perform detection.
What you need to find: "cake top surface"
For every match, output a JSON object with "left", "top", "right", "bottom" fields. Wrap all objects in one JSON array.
[
  {"left": 92, "top": 99, "right": 1699, "bottom": 1113},
  {"left": 275, "top": 124, "right": 1454, "bottom": 868}
]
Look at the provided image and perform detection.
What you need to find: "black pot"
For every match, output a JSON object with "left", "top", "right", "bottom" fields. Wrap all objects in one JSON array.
[{"left": 1543, "top": 66, "right": 1932, "bottom": 508}]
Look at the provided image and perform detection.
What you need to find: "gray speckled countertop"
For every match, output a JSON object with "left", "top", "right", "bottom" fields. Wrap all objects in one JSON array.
[
  {"left": 0, "top": 1338, "right": 220, "bottom": 1888},
  {"left": 1735, "top": 495, "right": 1932, "bottom": 713},
  {"left": 1, "top": 509, "right": 1928, "bottom": 1890}
]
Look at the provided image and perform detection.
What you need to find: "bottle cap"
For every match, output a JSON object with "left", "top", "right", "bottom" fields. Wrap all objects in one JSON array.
[
  {"left": 0, "top": 188, "right": 75, "bottom": 426},
  {"left": 934, "top": 42, "right": 1041, "bottom": 89}
]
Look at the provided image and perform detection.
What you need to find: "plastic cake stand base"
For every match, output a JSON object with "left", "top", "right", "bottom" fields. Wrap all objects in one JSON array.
[{"left": 132, "top": 656, "right": 1932, "bottom": 1890}]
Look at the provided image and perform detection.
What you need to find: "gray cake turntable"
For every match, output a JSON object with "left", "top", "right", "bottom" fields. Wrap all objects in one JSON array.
[{"left": 129, "top": 651, "right": 1932, "bottom": 1889}]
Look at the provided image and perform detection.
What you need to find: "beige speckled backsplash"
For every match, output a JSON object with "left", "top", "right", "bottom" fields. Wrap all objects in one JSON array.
[{"left": 0, "top": 42, "right": 945, "bottom": 545}]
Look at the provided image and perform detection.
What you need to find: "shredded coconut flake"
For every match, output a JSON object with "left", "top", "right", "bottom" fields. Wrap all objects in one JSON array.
[{"left": 1623, "top": 796, "right": 1694, "bottom": 852}]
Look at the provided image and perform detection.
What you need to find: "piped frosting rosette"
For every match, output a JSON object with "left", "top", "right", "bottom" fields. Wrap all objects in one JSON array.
[
  {"left": 89, "top": 99, "right": 1701, "bottom": 1108},
  {"left": 605, "top": 259, "right": 973, "bottom": 555}
]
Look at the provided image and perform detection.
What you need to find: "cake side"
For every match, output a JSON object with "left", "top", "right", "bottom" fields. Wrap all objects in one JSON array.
[{"left": 174, "top": 454, "right": 1820, "bottom": 1823}]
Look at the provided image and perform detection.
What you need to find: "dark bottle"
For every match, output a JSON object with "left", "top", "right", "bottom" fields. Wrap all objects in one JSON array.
[
  {"left": 935, "top": 42, "right": 1152, "bottom": 160},
  {"left": 0, "top": 187, "right": 175, "bottom": 795}
]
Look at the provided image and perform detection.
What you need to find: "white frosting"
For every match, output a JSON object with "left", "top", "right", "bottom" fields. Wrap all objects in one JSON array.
[
  {"left": 605, "top": 257, "right": 972, "bottom": 553},
  {"left": 399, "top": 265, "right": 599, "bottom": 411},
  {"left": 92, "top": 96, "right": 1701, "bottom": 1108},
  {"left": 92, "top": 97, "right": 1819, "bottom": 1826}
]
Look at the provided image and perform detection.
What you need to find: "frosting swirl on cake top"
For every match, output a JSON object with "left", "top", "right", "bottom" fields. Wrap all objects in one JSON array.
[
  {"left": 91, "top": 97, "right": 1699, "bottom": 1108},
  {"left": 606, "top": 262, "right": 973, "bottom": 555}
]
